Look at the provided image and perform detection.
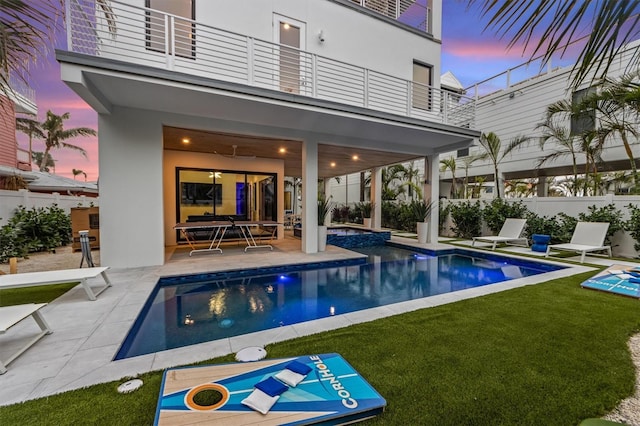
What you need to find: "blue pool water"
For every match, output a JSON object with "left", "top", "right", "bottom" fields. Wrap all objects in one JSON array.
[{"left": 114, "top": 244, "right": 565, "bottom": 360}]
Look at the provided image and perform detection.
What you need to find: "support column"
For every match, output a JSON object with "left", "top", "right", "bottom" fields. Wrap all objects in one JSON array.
[
  {"left": 424, "top": 155, "right": 439, "bottom": 244},
  {"left": 371, "top": 167, "right": 382, "bottom": 229},
  {"left": 302, "top": 139, "right": 318, "bottom": 253},
  {"left": 323, "top": 178, "right": 332, "bottom": 226},
  {"left": 536, "top": 175, "right": 548, "bottom": 197}
]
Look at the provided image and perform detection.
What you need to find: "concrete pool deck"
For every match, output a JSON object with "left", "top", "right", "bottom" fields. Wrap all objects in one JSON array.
[{"left": 0, "top": 235, "right": 630, "bottom": 407}]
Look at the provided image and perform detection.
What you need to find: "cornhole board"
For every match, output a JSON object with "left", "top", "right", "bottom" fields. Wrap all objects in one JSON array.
[
  {"left": 581, "top": 264, "right": 640, "bottom": 298},
  {"left": 154, "top": 353, "right": 386, "bottom": 425}
]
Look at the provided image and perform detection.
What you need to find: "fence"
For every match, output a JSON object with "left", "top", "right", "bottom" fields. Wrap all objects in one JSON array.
[{"left": 0, "top": 190, "right": 99, "bottom": 227}]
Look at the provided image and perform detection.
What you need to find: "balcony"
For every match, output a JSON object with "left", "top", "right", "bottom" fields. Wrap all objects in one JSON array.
[
  {"left": 349, "top": 0, "right": 432, "bottom": 33},
  {"left": 7, "top": 75, "right": 36, "bottom": 115},
  {"left": 65, "top": 0, "right": 474, "bottom": 128}
]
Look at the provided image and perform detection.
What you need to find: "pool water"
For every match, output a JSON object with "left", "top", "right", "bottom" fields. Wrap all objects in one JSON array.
[{"left": 114, "top": 245, "right": 564, "bottom": 360}]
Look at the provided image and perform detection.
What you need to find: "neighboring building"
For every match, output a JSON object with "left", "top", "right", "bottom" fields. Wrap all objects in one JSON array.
[
  {"left": 58, "top": 0, "right": 480, "bottom": 268},
  {"left": 0, "top": 76, "right": 37, "bottom": 173},
  {"left": 440, "top": 39, "right": 640, "bottom": 196}
]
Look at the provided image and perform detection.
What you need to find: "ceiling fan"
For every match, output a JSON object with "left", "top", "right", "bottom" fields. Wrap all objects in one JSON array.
[{"left": 215, "top": 144, "right": 256, "bottom": 159}]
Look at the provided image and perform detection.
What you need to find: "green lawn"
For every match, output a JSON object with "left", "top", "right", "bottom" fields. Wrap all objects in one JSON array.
[
  {"left": 0, "top": 282, "right": 79, "bottom": 307},
  {"left": 0, "top": 270, "right": 639, "bottom": 425}
]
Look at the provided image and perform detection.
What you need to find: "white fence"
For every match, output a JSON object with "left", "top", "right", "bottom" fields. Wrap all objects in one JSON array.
[
  {"left": 0, "top": 190, "right": 99, "bottom": 227},
  {"left": 442, "top": 195, "right": 640, "bottom": 258}
]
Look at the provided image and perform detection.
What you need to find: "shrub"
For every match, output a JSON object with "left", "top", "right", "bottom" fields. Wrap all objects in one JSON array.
[
  {"left": 449, "top": 201, "right": 482, "bottom": 239},
  {"left": 625, "top": 204, "right": 640, "bottom": 253},
  {"left": 482, "top": 198, "right": 529, "bottom": 234},
  {"left": 555, "top": 212, "right": 578, "bottom": 244},
  {"left": 524, "top": 212, "right": 562, "bottom": 244},
  {"left": 0, "top": 205, "right": 72, "bottom": 263},
  {"left": 578, "top": 204, "right": 625, "bottom": 245},
  {"left": 439, "top": 201, "right": 450, "bottom": 233}
]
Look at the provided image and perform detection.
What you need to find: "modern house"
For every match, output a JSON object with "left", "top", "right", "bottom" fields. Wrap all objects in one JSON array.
[
  {"left": 439, "top": 38, "right": 640, "bottom": 197},
  {"left": 58, "top": 0, "right": 480, "bottom": 268}
]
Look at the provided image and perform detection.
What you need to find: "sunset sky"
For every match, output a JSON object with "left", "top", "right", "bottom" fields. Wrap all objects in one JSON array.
[{"left": 17, "top": 1, "right": 586, "bottom": 182}]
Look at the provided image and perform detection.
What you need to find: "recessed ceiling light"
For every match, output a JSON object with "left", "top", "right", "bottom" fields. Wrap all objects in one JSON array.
[
  {"left": 352, "top": 155, "right": 359, "bottom": 160},
  {"left": 279, "top": 147, "right": 286, "bottom": 153},
  {"left": 182, "top": 138, "right": 190, "bottom": 144},
  {"left": 283, "top": 23, "right": 290, "bottom": 30},
  {"left": 330, "top": 162, "right": 336, "bottom": 167}
]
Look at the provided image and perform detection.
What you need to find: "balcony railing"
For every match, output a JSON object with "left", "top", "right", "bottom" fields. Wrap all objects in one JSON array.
[
  {"left": 66, "top": 0, "right": 474, "bottom": 128},
  {"left": 349, "top": 0, "right": 432, "bottom": 33}
]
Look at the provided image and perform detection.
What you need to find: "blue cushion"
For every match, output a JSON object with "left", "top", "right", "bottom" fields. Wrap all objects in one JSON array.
[
  {"left": 286, "top": 360, "right": 312, "bottom": 375},
  {"left": 255, "top": 376, "right": 288, "bottom": 397},
  {"left": 532, "top": 234, "right": 551, "bottom": 244},
  {"left": 531, "top": 244, "right": 548, "bottom": 253}
]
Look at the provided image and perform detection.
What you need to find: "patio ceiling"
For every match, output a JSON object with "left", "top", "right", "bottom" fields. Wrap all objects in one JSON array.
[{"left": 163, "top": 126, "right": 420, "bottom": 178}]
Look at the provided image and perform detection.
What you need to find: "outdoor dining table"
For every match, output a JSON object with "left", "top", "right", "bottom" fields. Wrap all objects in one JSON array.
[{"left": 174, "top": 220, "right": 280, "bottom": 255}]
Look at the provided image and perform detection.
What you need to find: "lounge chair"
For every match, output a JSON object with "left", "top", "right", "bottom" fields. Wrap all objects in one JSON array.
[
  {"left": 545, "top": 222, "right": 612, "bottom": 263},
  {"left": 472, "top": 218, "right": 528, "bottom": 251},
  {"left": 0, "top": 303, "right": 52, "bottom": 374},
  {"left": 0, "top": 267, "right": 112, "bottom": 301}
]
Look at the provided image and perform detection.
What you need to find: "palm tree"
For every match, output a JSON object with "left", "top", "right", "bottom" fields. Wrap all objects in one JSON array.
[
  {"left": 72, "top": 169, "right": 87, "bottom": 181},
  {"left": 466, "top": 0, "right": 640, "bottom": 88},
  {"left": 477, "top": 132, "right": 529, "bottom": 198},
  {"left": 16, "top": 114, "right": 44, "bottom": 166},
  {"left": 458, "top": 154, "right": 483, "bottom": 199},
  {"left": 40, "top": 111, "right": 96, "bottom": 172},
  {"left": 399, "top": 161, "right": 423, "bottom": 201},
  {"left": 535, "top": 117, "right": 582, "bottom": 196},
  {"left": 32, "top": 151, "right": 55, "bottom": 173},
  {"left": 0, "top": 1, "right": 116, "bottom": 101},
  {"left": 583, "top": 72, "right": 640, "bottom": 186},
  {"left": 439, "top": 157, "right": 458, "bottom": 198}
]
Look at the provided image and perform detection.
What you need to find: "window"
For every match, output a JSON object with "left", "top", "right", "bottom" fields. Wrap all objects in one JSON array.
[
  {"left": 146, "top": 0, "right": 195, "bottom": 58},
  {"left": 412, "top": 61, "right": 432, "bottom": 110},
  {"left": 176, "top": 168, "right": 276, "bottom": 240},
  {"left": 456, "top": 148, "right": 469, "bottom": 158},
  {"left": 570, "top": 87, "right": 596, "bottom": 136}
]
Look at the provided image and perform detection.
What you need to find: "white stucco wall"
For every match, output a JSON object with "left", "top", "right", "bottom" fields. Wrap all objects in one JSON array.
[{"left": 98, "top": 107, "right": 165, "bottom": 268}]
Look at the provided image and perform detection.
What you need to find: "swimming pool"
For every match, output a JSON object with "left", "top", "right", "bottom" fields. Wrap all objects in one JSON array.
[{"left": 114, "top": 244, "right": 565, "bottom": 360}]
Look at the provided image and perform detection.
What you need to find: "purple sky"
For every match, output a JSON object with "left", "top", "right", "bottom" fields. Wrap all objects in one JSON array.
[{"left": 17, "top": 1, "right": 585, "bottom": 182}]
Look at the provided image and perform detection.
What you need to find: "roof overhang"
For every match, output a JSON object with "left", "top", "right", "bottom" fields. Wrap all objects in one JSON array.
[{"left": 57, "top": 51, "right": 479, "bottom": 177}]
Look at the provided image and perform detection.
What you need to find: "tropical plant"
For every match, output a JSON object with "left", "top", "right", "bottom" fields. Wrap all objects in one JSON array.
[
  {"left": 0, "top": 175, "right": 28, "bottom": 191},
  {"left": 72, "top": 169, "right": 87, "bottom": 181},
  {"left": 524, "top": 212, "right": 563, "bottom": 244},
  {"left": 32, "top": 151, "right": 55, "bottom": 172},
  {"left": 409, "top": 199, "right": 436, "bottom": 223},
  {"left": 40, "top": 111, "right": 95, "bottom": 172},
  {"left": 482, "top": 198, "right": 529, "bottom": 234},
  {"left": 16, "top": 114, "right": 44, "bottom": 164},
  {"left": 399, "top": 161, "right": 423, "bottom": 200},
  {"left": 535, "top": 113, "right": 582, "bottom": 196},
  {"left": 449, "top": 201, "right": 482, "bottom": 239},
  {"left": 477, "top": 132, "right": 529, "bottom": 199},
  {"left": 583, "top": 71, "right": 640, "bottom": 187},
  {"left": 439, "top": 157, "right": 458, "bottom": 198},
  {"left": 466, "top": 0, "right": 640, "bottom": 88},
  {"left": 578, "top": 204, "right": 625, "bottom": 245},
  {"left": 459, "top": 154, "right": 482, "bottom": 199},
  {"left": 317, "top": 194, "right": 334, "bottom": 226},
  {"left": 626, "top": 204, "right": 640, "bottom": 253},
  {"left": 359, "top": 201, "right": 374, "bottom": 218},
  {"left": 0, "top": 204, "right": 72, "bottom": 262}
]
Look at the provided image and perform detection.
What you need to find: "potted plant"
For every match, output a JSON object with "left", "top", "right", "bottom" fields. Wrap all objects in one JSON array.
[
  {"left": 411, "top": 199, "right": 436, "bottom": 244},
  {"left": 360, "top": 201, "right": 374, "bottom": 229},
  {"left": 318, "top": 194, "right": 334, "bottom": 251}
]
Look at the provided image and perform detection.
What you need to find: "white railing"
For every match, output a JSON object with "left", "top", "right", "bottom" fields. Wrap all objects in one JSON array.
[
  {"left": 349, "top": 0, "right": 432, "bottom": 33},
  {"left": 65, "top": 0, "right": 474, "bottom": 128}
]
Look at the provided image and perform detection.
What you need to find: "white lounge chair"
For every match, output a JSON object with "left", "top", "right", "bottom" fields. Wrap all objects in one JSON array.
[
  {"left": 0, "top": 303, "right": 52, "bottom": 374},
  {"left": 0, "top": 267, "right": 112, "bottom": 301},
  {"left": 545, "top": 222, "right": 612, "bottom": 263},
  {"left": 472, "top": 218, "right": 528, "bottom": 251}
]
